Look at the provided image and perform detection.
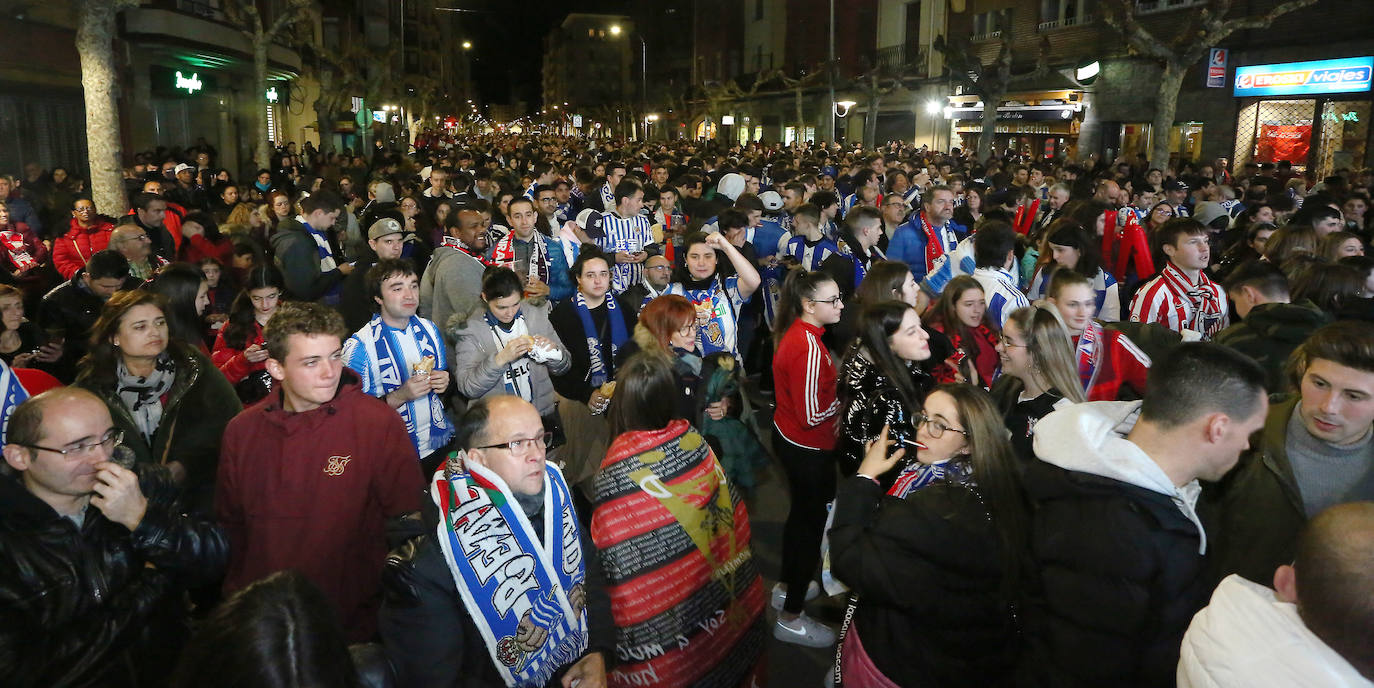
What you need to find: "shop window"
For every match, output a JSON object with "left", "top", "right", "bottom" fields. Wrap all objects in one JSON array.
[
  {"left": 1169, "top": 122, "right": 1204, "bottom": 165},
  {"left": 1236, "top": 99, "right": 1315, "bottom": 172},
  {"left": 1317, "top": 100, "right": 1370, "bottom": 179},
  {"left": 1120, "top": 122, "right": 1152, "bottom": 158},
  {"left": 696, "top": 120, "right": 717, "bottom": 140}
]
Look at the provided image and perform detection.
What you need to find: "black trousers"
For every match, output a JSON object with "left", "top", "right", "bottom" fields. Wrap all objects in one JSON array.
[{"left": 773, "top": 426, "right": 838, "bottom": 614}]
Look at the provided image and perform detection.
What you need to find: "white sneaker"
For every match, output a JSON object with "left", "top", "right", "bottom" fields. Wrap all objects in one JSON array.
[
  {"left": 771, "top": 581, "right": 821, "bottom": 611},
  {"left": 773, "top": 612, "right": 836, "bottom": 648}
]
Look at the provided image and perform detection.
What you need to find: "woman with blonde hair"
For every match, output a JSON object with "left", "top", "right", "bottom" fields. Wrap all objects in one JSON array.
[{"left": 993, "top": 306, "right": 1087, "bottom": 460}]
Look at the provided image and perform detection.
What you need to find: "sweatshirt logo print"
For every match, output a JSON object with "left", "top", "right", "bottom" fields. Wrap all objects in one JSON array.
[{"left": 323, "top": 455, "right": 353, "bottom": 476}]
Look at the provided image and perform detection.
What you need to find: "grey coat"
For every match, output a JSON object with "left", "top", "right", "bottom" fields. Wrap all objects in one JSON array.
[
  {"left": 418, "top": 246, "right": 485, "bottom": 341},
  {"left": 450, "top": 302, "right": 571, "bottom": 417}
]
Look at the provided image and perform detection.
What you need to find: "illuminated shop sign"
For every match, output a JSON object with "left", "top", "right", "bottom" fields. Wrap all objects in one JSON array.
[
  {"left": 1234, "top": 56, "right": 1373, "bottom": 97},
  {"left": 175, "top": 71, "right": 203, "bottom": 94}
]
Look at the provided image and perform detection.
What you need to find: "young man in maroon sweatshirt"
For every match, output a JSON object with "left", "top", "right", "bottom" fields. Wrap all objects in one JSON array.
[{"left": 215, "top": 301, "right": 422, "bottom": 642}]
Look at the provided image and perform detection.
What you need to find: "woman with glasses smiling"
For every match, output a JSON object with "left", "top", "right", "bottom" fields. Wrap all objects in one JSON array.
[
  {"left": 212, "top": 265, "right": 286, "bottom": 404},
  {"left": 992, "top": 306, "right": 1086, "bottom": 461},
  {"left": 829, "top": 384, "right": 1027, "bottom": 686}
]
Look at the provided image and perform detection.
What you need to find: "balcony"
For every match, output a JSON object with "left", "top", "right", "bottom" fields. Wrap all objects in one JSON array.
[
  {"left": 1037, "top": 14, "right": 1094, "bottom": 31},
  {"left": 1135, "top": 0, "right": 1207, "bottom": 14},
  {"left": 875, "top": 44, "right": 929, "bottom": 77},
  {"left": 970, "top": 29, "right": 1002, "bottom": 42}
]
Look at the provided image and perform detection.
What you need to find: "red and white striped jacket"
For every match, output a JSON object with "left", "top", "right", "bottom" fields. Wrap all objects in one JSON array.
[
  {"left": 773, "top": 319, "right": 840, "bottom": 450},
  {"left": 1129, "top": 262, "right": 1229, "bottom": 340}
]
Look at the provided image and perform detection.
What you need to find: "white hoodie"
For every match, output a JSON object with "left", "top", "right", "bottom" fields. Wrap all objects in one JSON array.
[
  {"left": 1032, "top": 400, "right": 1208, "bottom": 554},
  {"left": 1178, "top": 575, "right": 1373, "bottom": 687}
]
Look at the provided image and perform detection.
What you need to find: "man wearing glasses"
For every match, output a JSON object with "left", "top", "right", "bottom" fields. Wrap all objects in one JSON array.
[
  {"left": 382, "top": 395, "right": 613, "bottom": 688},
  {"left": 619, "top": 253, "right": 672, "bottom": 317},
  {"left": 0, "top": 387, "right": 227, "bottom": 686}
]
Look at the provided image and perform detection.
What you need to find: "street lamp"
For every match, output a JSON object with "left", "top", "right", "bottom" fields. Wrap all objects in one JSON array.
[
  {"left": 609, "top": 24, "right": 621, "bottom": 36},
  {"left": 462, "top": 40, "right": 472, "bottom": 50},
  {"left": 834, "top": 100, "right": 856, "bottom": 118},
  {"left": 925, "top": 100, "right": 942, "bottom": 115}
]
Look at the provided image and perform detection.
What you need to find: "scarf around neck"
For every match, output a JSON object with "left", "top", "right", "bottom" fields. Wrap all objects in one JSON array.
[
  {"left": 574, "top": 291, "right": 627, "bottom": 388},
  {"left": 117, "top": 353, "right": 176, "bottom": 443}
]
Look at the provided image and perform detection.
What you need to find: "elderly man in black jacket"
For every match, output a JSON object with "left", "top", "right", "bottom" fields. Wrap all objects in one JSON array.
[
  {"left": 1020, "top": 344, "right": 1269, "bottom": 686},
  {"left": 0, "top": 387, "right": 228, "bottom": 687},
  {"left": 380, "top": 395, "right": 614, "bottom": 688}
]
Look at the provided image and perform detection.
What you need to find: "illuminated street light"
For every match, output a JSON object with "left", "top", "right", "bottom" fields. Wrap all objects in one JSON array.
[
  {"left": 925, "top": 100, "right": 942, "bottom": 115},
  {"left": 834, "top": 100, "right": 856, "bottom": 117},
  {"left": 609, "top": 24, "right": 621, "bottom": 36},
  {"left": 462, "top": 40, "right": 472, "bottom": 50}
]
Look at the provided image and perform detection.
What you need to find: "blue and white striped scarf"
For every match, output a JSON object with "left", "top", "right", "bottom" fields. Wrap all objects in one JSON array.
[{"left": 344, "top": 314, "right": 454, "bottom": 454}]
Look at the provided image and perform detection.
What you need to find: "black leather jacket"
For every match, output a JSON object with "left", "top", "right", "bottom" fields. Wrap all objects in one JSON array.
[{"left": 0, "top": 464, "right": 228, "bottom": 687}]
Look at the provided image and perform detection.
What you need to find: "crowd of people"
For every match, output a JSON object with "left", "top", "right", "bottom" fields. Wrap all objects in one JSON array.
[{"left": 2, "top": 130, "right": 1374, "bottom": 688}]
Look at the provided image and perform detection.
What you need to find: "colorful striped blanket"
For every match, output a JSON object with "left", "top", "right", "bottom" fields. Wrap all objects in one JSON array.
[{"left": 590, "top": 420, "right": 766, "bottom": 688}]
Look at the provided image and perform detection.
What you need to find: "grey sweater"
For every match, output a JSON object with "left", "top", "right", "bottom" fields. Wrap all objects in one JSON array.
[{"left": 1287, "top": 404, "right": 1374, "bottom": 517}]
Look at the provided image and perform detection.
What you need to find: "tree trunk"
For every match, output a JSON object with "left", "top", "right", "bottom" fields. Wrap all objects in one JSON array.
[
  {"left": 1150, "top": 61, "right": 1186, "bottom": 172},
  {"left": 977, "top": 89, "right": 1002, "bottom": 162},
  {"left": 76, "top": 0, "right": 128, "bottom": 215},
  {"left": 864, "top": 92, "right": 881, "bottom": 148},
  {"left": 794, "top": 87, "right": 804, "bottom": 142},
  {"left": 253, "top": 42, "right": 271, "bottom": 171}
]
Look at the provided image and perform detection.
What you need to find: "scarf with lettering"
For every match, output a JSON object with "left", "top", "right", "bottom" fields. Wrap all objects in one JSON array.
[
  {"left": 590, "top": 420, "right": 766, "bottom": 688},
  {"left": 491, "top": 230, "right": 551, "bottom": 285},
  {"left": 0, "top": 231, "right": 37, "bottom": 272},
  {"left": 484, "top": 309, "right": 533, "bottom": 400},
  {"left": 574, "top": 291, "right": 628, "bottom": 388},
  {"left": 0, "top": 358, "right": 27, "bottom": 443},
  {"left": 916, "top": 211, "right": 955, "bottom": 273},
  {"left": 433, "top": 458, "right": 588, "bottom": 688},
  {"left": 1159, "top": 261, "right": 1224, "bottom": 337},
  {"left": 1075, "top": 318, "right": 1104, "bottom": 394},
  {"left": 350, "top": 314, "right": 453, "bottom": 450},
  {"left": 887, "top": 456, "right": 975, "bottom": 499},
  {"left": 670, "top": 272, "right": 734, "bottom": 357}
]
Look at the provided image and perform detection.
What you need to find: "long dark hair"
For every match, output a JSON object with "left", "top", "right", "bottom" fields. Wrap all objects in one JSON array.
[
  {"left": 845, "top": 301, "right": 924, "bottom": 412},
  {"left": 772, "top": 267, "right": 836, "bottom": 349},
  {"left": 223, "top": 264, "right": 286, "bottom": 350},
  {"left": 169, "top": 570, "right": 362, "bottom": 688},
  {"left": 928, "top": 274, "right": 990, "bottom": 352},
  {"left": 931, "top": 383, "right": 1029, "bottom": 600},
  {"left": 1045, "top": 220, "right": 1104, "bottom": 279},
  {"left": 145, "top": 263, "right": 206, "bottom": 347},
  {"left": 853, "top": 260, "right": 913, "bottom": 306},
  {"left": 78, "top": 290, "right": 171, "bottom": 388},
  {"left": 608, "top": 351, "right": 682, "bottom": 437}
]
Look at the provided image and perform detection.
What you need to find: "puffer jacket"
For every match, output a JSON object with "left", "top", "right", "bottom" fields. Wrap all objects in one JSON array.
[
  {"left": 837, "top": 346, "right": 934, "bottom": 474},
  {"left": 52, "top": 216, "right": 116, "bottom": 279},
  {"left": 1214, "top": 302, "right": 1330, "bottom": 392},
  {"left": 450, "top": 302, "right": 571, "bottom": 418},
  {"left": 1020, "top": 401, "right": 1212, "bottom": 687},
  {"left": 0, "top": 464, "right": 228, "bottom": 688}
]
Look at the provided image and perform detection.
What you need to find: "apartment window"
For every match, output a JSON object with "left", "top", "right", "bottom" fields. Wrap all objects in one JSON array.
[
  {"left": 972, "top": 9, "right": 1010, "bottom": 40},
  {"left": 904, "top": 1, "right": 922, "bottom": 56},
  {"left": 754, "top": 0, "right": 764, "bottom": 20},
  {"left": 1039, "top": 0, "right": 1090, "bottom": 29}
]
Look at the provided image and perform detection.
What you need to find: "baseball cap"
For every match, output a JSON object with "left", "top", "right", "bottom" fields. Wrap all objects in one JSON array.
[
  {"left": 174, "top": 163, "right": 195, "bottom": 175},
  {"left": 367, "top": 218, "right": 404, "bottom": 241},
  {"left": 1162, "top": 178, "right": 1189, "bottom": 192},
  {"left": 758, "top": 190, "right": 784, "bottom": 211}
]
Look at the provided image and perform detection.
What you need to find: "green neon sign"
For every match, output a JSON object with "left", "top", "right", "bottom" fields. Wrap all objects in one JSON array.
[{"left": 175, "top": 71, "right": 203, "bottom": 95}]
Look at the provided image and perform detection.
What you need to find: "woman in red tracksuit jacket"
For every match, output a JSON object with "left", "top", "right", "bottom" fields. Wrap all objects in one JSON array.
[{"left": 770, "top": 267, "right": 845, "bottom": 647}]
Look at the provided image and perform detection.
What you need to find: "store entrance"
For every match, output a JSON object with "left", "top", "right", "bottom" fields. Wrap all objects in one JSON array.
[{"left": 1236, "top": 99, "right": 1316, "bottom": 172}]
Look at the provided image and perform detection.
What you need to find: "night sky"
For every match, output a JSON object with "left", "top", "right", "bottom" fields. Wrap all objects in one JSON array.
[{"left": 456, "top": 0, "right": 631, "bottom": 109}]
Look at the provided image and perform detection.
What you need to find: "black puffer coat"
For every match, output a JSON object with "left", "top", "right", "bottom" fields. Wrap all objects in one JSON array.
[
  {"left": 1019, "top": 460, "right": 1211, "bottom": 687},
  {"left": 0, "top": 464, "right": 228, "bottom": 687}
]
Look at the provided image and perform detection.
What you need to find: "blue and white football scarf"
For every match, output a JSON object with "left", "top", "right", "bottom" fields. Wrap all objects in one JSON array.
[
  {"left": 0, "top": 359, "right": 28, "bottom": 443},
  {"left": 345, "top": 315, "right": 454, "bottom": 453},
  {"left": 574, "top": 291, "right": 628, "bottom": 388},
  {"left": 433, "top": 459, "right": 589, "bottom": 688}
]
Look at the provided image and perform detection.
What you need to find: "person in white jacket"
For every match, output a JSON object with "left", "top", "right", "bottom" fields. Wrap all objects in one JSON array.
[{"left": 1179, "top": 502, "right": 1374, "bottom": 687}]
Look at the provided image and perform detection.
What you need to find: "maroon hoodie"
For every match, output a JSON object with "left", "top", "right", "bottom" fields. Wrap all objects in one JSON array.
[{"left": 215, "top": 377, "right": 422, "bottom": 641}]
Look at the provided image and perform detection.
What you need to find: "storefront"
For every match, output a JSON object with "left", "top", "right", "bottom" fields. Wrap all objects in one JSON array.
[
  {"left": 1232, "top": 56, "right": 1372, "bottom": 178},
  {"left": 945, "top": 90, "right": 1086, "bottom": 160}
]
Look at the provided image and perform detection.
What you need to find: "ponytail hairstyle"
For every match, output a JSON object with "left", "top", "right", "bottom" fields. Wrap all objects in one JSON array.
[
  {"left": 931, "top": 383, "right": 1029, "bottom": 600},
  {"left": 1003, "top": 306, "right": 1087, "bottom": 403},
  {"left": 772, "top": 267, "right": 837, "bottom": 349}
]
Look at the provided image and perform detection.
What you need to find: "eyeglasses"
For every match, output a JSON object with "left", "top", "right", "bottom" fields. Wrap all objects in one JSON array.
[
  {"left": 19, "top": 429, "right": 123, "bottom": 457},
  {"left": 646, "top": 265, "right": 672, "bottom": 272},
  {"left": 914, "top": 412, "right": 967, "bottom": 439},
  {"left": 474, "top": 432, "right": 553, "bottom": 455},
  {"left": 998, "top": 334, "right": 1028, "bottom": 348},
  {"left": 808, "top": 295, "right": 844, "bottom": 306}
]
